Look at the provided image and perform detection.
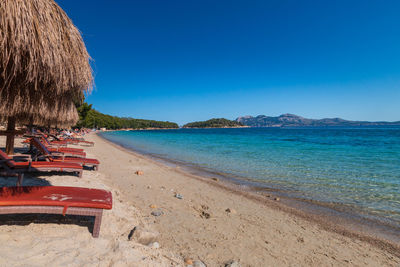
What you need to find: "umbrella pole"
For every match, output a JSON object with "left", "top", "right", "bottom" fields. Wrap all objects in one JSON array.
[
  {"left": 5, "top": 117, "right": 16, "bottom": 155},
  {"left": 28, "top": 117, "right": 34, "bottom": 153},
  {"left": 28, "top": 117, "right": 34, "bottom": 134}
]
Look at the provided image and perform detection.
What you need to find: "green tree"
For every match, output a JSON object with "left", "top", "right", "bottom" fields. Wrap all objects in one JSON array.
[{"left": 75, "top": 102, "right": 179, "bottom": 130}]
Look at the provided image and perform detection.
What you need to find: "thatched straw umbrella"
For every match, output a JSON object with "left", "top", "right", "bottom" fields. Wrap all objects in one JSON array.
[
  {"left": 27, "top": 93, "right": 81, "bottom": 128},
  {"left": 0, "top": 0, "right": 93, "bottom": 154}
]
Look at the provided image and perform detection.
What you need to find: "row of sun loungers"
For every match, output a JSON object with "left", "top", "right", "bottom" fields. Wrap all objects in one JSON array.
[
  {"left": 36, "top": 137, "right": 87, "bottom": 157},
  {"left": 0, "top": 133, "right": 112, "bottom": 237},
  {"left": 30, "top": 137, "right": 100, "bottom": 170},
  {"left": 45, "top": 134, "right": 95, "bottom": 147}
]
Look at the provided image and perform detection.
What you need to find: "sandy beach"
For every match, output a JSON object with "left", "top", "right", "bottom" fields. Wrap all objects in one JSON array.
[
  {"left": 2, "top": 1, "right": 399, "bottom": 266},
  {"left": 0, "top": 133, "right": 399, "bottom": 267}
]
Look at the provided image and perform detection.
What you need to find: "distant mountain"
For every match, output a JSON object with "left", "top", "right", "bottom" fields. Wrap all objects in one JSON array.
[
  {"left": 236, "top": 114, "right": 400, "bottom": 127},
  {"left": 183, "top": 118, "right": 244, "bottom": 128}
]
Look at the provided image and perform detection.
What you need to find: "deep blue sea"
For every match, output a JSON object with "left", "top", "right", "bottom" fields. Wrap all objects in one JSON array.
[{"left": 100, "top": 127, "right": 400, "bottom": 225}]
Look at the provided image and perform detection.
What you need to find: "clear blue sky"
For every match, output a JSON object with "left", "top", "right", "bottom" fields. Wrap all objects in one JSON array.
[{"left": 57, "top": 0, "right": 400, "bottom": 125}]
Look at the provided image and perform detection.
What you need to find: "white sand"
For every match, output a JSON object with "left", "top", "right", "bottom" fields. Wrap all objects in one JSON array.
[{"left": 0, "top": 133, "right": 399, "bottom": 266}]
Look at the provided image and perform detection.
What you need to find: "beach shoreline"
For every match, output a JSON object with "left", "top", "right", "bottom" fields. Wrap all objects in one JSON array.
[
  {"left": 95, "top": 132, "right": 400, "bottom": 264},
  {"left": 1, "top": 133, "right": 399, "bottom": 266},
  {"left": 98, "top": 132, "right": 400, "bottom": 246}
]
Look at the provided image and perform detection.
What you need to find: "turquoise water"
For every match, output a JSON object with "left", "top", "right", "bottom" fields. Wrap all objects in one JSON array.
[{"left": 100, "top": 127, "right": 400, "bottom": 225}]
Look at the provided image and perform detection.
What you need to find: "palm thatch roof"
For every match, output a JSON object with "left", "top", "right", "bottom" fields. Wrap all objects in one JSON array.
[
  {"left": 0, "top": 0, "right": 93, "bottom": 126},
  {"left": 6, "top": 92, "right": 81, "bottom": 128}
]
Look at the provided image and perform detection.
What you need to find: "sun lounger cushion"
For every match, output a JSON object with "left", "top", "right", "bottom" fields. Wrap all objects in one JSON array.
[
  {"left": 48, "top": 146, "right": 85, "bottom": 153},
  {"left": 0, "top": 186, "right": 112, "bottom": 210},
  {"left": 0, "top": 186, "right": 112, "bottom": 237},
  {"left": 49, "top": 149, "right": 86, "bottom": 157},
  {"left": 12, "top": 161, "right": 83, "bottom": 169},
  {"left": 55, "top": 158, "right": 100, "bottom": 165},
  {"left": 48, "top": 147, "right": 85, "bottom": 153}
]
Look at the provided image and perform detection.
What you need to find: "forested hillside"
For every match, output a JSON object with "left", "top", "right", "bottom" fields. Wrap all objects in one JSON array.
[
  {"left": 183, "top": 118, "right": 243, "bottom": 128},
  {"left": 75, "top": 103, "right": 178, "bottom": 129}
]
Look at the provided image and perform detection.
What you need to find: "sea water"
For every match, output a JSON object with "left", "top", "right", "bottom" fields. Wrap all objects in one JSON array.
[{"left": 100, "top": 127, "right": 400, "bottom": 225}]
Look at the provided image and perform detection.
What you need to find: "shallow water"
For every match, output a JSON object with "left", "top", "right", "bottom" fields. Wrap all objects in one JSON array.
[{"left": 100, "top": 127, "right": 400, "bottom": 225}]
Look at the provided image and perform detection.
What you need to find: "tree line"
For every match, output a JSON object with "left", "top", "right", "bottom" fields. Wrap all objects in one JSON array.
[
  {"left": 75, "top": 103, "right": 179, "bottom": 129},
  {"left": 183, "top": 118, "right": 243, "bottom": 128}
]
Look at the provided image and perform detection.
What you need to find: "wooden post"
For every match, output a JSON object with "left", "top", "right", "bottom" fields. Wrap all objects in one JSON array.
[
  {"left": 28, "top": 117, "right": 34, "bottom": 134},
  {"left": 5, "top": 117, "right": 16, "bottom": 155},
  {"left": 28, "top": 117, "right": 34, "bottom": 152}
]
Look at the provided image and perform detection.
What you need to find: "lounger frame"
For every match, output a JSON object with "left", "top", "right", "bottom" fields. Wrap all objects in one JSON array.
[
  {"left": 0, "top": 205, "right": 103, "bottom": 237},
  {"left": 0, "top": 171, "right": 23, "bottom": 186}
]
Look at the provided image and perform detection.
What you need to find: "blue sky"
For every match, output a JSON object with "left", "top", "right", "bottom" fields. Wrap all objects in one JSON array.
[{"left": 57, "top": 0, "right": 400, "bottom": 125}]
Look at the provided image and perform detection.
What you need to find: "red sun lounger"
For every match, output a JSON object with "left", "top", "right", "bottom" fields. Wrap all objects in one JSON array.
[
  {"left": 31, "top": 138, "right": 100, "bottom": 170},
  {"left": 45, "top": 134, "right": 94, "bottom": 147},
  {"left": 30, "top": 137, "right": 86, "bottom": 157},
  {"left": 0, "top": 186, "right": 112, "bottom": 237},
  {"left": 46, "top": 147, "right": 86, "bottom": 158},
  {"left": 0, "top": 149, "right": 83, "bottom": 178},
  {"left": 24, "top": 138, "right": 86, "bottom": 158}
]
